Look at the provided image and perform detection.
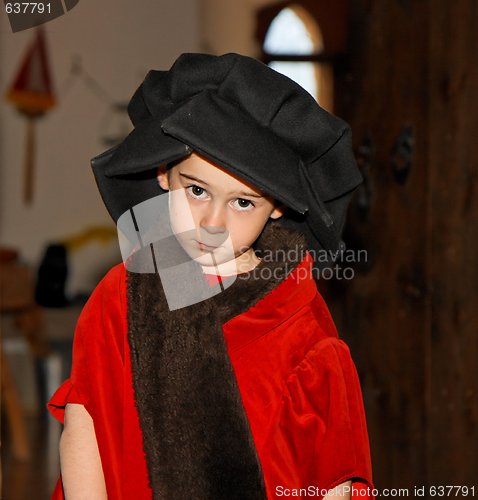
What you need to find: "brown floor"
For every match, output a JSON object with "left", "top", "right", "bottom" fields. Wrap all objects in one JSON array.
[{"left": 2, "top": 413, "right": 61, "bottom": 500}]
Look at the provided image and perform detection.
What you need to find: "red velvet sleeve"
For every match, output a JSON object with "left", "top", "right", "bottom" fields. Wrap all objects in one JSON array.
[
  {"left": 46, "top": 264, "right": 127, "bottom": 500},
  {"left": 283, "top": 337, "right": 374, "bottom": 498},
  {"left": 47, "top": 379, "right": 85, "bottom": 424},
  {"left": 47, "top": 264, "right": 126, "bottom": 421}
]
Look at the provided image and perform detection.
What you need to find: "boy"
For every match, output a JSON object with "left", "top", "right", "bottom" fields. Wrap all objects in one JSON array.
[{"left": 49, "top": 53, "right": 373, "bottom": 499}]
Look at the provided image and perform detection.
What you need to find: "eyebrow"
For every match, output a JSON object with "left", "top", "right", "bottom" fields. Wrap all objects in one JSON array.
[{"left": 179, "top": 172, "right": 264, "bottom": 198}]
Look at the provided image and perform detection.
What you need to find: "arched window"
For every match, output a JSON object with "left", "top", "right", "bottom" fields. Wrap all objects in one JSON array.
[
  {"left": 262, "top": 4, "right": 334, "bottom": 111},
  {"left": 257, "top": 0, "right": 346, "bottom": 112}
]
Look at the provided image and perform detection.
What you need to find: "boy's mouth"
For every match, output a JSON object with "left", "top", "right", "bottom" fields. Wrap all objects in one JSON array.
[{"left": 195, "top": 240, "right": 220, "bottom": 252}]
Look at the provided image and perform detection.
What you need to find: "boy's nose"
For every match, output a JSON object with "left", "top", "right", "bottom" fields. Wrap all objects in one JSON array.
[
  {"left": 202, "top": 224, "right": 226, "bottom": 235},
  {"left": 200, "top": 206, "right": 227, "bottom": 234}
]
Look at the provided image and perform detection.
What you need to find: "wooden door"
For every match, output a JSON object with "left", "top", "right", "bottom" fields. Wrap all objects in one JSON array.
[{"left": 332, "top": 0, "right": 478, "bottom": 488}]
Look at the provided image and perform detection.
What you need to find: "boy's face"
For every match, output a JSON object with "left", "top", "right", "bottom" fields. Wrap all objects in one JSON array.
[{"left": 157, "top": 153, "right": 284, "bottom": 275}]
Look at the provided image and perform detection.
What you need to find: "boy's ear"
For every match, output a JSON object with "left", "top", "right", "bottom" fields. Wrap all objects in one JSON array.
[
  {"left": 157, "top": 165, "right": 169, "bottom": 191},
  {"left": 270, "top": 203, "right": 286, "bottom": 220}
]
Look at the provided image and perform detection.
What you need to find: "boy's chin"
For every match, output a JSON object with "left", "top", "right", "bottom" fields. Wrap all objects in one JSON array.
[
  {"left": 179, "top": 242, "right": 239, "bottom": 272},
  {"left": 195, "top": 255, "right": 235, "bottom": 271}
]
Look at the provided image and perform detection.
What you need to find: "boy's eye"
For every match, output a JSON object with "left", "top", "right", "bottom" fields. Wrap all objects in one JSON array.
[
  {"left": 232, "top": 198, "right": 255, "bottom": 211},
  {"left": 186, "top": 185, "right": 208, "bottom": 199}
]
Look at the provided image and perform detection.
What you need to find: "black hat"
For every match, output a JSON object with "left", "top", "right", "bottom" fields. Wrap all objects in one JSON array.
[{"left": 91, "top": 53, "right": 362, "bottom": 253}]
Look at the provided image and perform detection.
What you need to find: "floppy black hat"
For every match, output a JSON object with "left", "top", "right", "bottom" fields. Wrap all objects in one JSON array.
[{"left": 91, "top": 52, "right": 362, "bottom": 254}]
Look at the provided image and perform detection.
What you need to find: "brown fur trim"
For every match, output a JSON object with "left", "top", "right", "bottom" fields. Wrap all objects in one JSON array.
[{"left": 127, "top": 220, "right": 307, "bottom": 499}]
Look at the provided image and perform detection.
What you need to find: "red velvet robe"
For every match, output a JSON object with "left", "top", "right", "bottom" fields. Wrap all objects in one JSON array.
[{"left": 48, "top": 253, "right": 374, "bottom": 499}]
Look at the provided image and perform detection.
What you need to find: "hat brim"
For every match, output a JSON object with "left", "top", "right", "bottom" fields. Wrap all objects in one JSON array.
[
  {"left": 103, "top": 114, "right": 190, "bottom": 176},
  {"left": 92, "top": 145, "right": 166, "bottom": 223},
  {"left": 161, "top": 90, "right": 308, "bottom": 214}
]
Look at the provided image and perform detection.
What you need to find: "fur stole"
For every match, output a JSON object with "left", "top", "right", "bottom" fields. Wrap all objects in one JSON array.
[{"left": 126, "top": 220, "right": 307, "bottom": 499}]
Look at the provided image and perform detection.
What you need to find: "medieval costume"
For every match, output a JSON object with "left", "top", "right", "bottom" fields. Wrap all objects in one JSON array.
[{"left": 48, "top": 53, "right": 374, "bottom": 499}]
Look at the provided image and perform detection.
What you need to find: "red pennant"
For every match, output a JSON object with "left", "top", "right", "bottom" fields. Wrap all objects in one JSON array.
[{"left": 6, "top": 26, "right": 56, "bottom": 116}]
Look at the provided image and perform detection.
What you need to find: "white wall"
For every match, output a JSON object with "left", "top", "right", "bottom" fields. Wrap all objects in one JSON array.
[{"left": 0, "top": 0, "right": 200, "bottom": 294}]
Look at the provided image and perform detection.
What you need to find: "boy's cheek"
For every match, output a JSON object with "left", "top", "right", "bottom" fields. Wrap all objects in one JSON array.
[{"left": 168, "top": 191, "right": 197, "bottom": 233}]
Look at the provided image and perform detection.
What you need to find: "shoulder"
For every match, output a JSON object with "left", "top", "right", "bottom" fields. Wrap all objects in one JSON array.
[
  {"left": 93, "top": 262, "right": 126, "bottom": 299},
  {"left": 309, "top": 337, "right": 353, "bottom": 365},
  {"left": 285, "top": 336, "right": 364, "bottom": 412},
  {"left": 82, "top": 263, "right": 126, "bottom": 315},
  {"left": 291, "top": 336, "right": 356, "bottom": 381},
  {"left": 281, "top": 336, "right": 366, "bottom": 439},
  {"left": 73, "top": 263, "right": 127, "bottom": 355}
]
